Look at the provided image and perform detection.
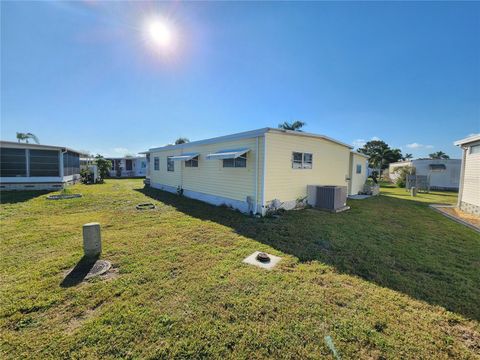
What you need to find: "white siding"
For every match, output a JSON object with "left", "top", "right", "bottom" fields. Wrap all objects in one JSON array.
[{"left": 462, "top": 145, "right": 480, "bottom": 207}]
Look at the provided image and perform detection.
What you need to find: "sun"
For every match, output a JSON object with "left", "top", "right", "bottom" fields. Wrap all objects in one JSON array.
[{"left": 145, "top": 18, "right": 174, "bottom": 50}]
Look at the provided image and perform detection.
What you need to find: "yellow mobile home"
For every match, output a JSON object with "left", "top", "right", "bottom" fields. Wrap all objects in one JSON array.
[{"left": 146, "top": 128, "right": 367, "bottom": 215}]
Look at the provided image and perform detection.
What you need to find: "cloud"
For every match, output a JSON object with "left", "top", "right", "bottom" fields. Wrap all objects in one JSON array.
[
  {"left": 406, "top": 143, "right": 434, "bottom": 149},
  {"left": 371, "top": 136, "right": 381, "bottom": 141},
  {"left": 352, "top": 139, "right": 366, "bottom": 148}
]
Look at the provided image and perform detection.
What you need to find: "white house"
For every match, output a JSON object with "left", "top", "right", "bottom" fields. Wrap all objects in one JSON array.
[
  {"left": 0, "top": 141, "right": 86, "bottom": 191},
  {"left": 455, "top": 134, "right": 480, "bottom": 216},
  {"left": 389, "top": 158, "right": 461, "bottom": 190},
  {"left": 106, "top": 156, "right": 147, "bottom": 178},
  {"left": 144, "top": 128, "right": 368, "bottom": 215}
]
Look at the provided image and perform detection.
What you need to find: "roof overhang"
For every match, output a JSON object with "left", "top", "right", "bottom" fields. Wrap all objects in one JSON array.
[
  {"left": 454, "top": 134, "right": 480, "bottom": 146},
  {"left": 169, "top": 153, "right": 199, "bottom": 161},
  {"left": 0, "top": 140, "right": 89, "bottom": 156},
  {"left": 206, "top": 148, "right": 250, "bottom": 160}
]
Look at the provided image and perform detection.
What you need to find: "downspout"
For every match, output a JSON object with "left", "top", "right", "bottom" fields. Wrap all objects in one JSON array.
[
  {"left": 254, "top": 136, "right": 259, "bottom": 214},
  {"left": 457, "top": 146, "right": 467, "bottom": 208},
  {"left": 261, "top": 133, "right": 267, "bottom": 215}
]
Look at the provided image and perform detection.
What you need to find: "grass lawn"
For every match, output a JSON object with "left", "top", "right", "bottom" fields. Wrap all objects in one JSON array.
[{"left": 1, "top": 179, "right": 479, "bottom": 359}]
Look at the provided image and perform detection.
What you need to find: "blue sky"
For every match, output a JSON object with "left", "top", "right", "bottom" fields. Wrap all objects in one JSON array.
[{"left": 1, "top": 1, "right": 479, "bottom": 158}]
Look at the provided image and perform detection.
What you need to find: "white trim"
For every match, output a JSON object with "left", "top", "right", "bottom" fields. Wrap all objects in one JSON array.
[
  {"left": 0, "top": 140, "right": 87, "bottom": 156},
  {"left": 255, "top": 137, "right": 259, "bottom": 214},
  {"left": 262, "top": 134, "right": 267, "bottom": 215},
  {"left": 454, "top": 134, "right": 480, "bottom": 146},
  {"left": 145, "top": 127, "right": 353, "bottom": 153}
]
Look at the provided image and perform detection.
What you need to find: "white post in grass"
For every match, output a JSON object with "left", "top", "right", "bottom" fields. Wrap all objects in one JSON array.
[{"left": 83, "top": 222, "right": 101, "bottom": 257}]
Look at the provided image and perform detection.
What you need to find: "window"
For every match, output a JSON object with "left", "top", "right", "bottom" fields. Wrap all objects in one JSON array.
[
  {"left": 141, "top": 161, "right": 146, "bottom": 168},
  {"left": 429, "top": 164, "right": 446, "bottom": 171},
  {"left": 223, "top": 154, "right": 247, "bottom": 168},
  {"left": 185, "top": 156, "right": 199, "bottom": 168},
  {"left": 167, "top": 157, "right": 174, "bottom": 172},
  {"left": 63, "top": 151, "right": 80, "bottom": 176},
  {"left": 292, "top": 152, "right": 313, "bottom": 169},
  {"left": 29, "top": 150, "right": 59, "bottom": 177},
  {"left": 356, "top": 164, "right": 362, "bottom": 174},
  {"left": 0, "top": 148, "right": 26, "bottom": 177},
  {"left": 126, "top": 159, "right": 133, "bottom": 171},
  {"left": 154, "top": 157, "right": 159, "bottom": 171},
  {"left": 470, "top": 144, "right": 480, "bottom": 154}
]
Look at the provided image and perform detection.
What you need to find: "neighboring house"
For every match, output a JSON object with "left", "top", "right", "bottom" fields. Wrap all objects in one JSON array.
[
  {"left": 389, "top": 159, "right": 461, "bottom": 190},
  {"left": 106, "top": 156, "right": 147, "bottom": 178},
  {"left": 144, "top": 128, "right": 368, "bottom": 215},
  {"left": 0, "top": 141, "right": 86, "bottom": 190},
  {"left": 455, "top": 134, "right": 480, "bottom": 216}
]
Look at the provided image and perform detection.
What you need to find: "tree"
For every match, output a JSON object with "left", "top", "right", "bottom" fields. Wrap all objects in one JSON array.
[
  {"left": 16, "top": 132, "right": 39, "bottom": 144},
  {"left": 278, "top": 121, "right": 306, "bottom": 132},
  {"left": 403, "top": 153, "right": 413, "bottom": 160},
  {"left": 94, "top": 154, "right": 112, "bottom": 181},
  {"left": 357, "top": 140, "right": 403, "bottom": 177},
  {"left": 429, "top": 151, "right": 449, "bottom": 159},
  {"left": 174, "top": 137, "right": 190, "bottom": 145}
]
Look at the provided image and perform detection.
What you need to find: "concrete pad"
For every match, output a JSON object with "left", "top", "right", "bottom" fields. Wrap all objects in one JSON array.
[
  {"left": 348, "top": 194, "right": 371, "bottom": 200},
  {"left": 243, "top": 251, "right": 281, "bottom": 270}
]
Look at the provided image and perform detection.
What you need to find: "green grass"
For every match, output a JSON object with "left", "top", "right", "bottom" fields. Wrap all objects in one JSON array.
[{"left": 1, "top": 179, "right": 479, "bottom": 359}]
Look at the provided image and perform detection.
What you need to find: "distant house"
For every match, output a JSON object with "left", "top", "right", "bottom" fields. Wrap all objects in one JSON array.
[
  {"left": 389, "top": 159, "right": 461, "bottom": 190},
  {"left": 0, "top": 141, "right": 86, "bottom": 191},
  {"left": 106, "top": 156, "right": 147, "bottom": 178},
  {"left": 455, "top": 135, "right": 480, "bottom": 216},
  {"left": 144, "top": 128, "right": 368, "bottom": 215}
]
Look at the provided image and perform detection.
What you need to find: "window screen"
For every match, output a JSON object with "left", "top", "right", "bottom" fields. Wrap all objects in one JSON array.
[
  {"left": 470, "top": 145, "right": 480, "bottom": 154},
  {"left": 292, "top": 152, "right": 313, "bottom": 169},
  {"left": 0, "top": 148, "right": 27, "bottom": 177},
  {"left": 63, "top": 151, "right": 80, "bottom": 176},
  {"left": 154, "top": 157, "right": 159, "bottom": 171},
  {"left": 30, "top": 150, "right": 59, "bottom": 177},
  {"left": 222, "top": 154, "right": 247, "bottom": 168},
  {"left": 167, "top": 157, "right": 174, "bottom": 172},
  {"left": 356, "top": 164, "right": 362, "bottom": 174},
  {"left": 185, "top": 156, "right": 199, "bottom": 167},
  {"left": 429, "top": 164, "right": 446, "bottom": 171}
]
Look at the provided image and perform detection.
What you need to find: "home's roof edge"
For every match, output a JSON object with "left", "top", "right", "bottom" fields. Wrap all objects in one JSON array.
[
  {"left": 145, "top": 127, "right": 353, "bottom": 153},
  {"left": 0, "top": 140, "right": 89, "bottom": 156},
  {"left": 454, "top": 134, "right": 480, "bottom": 146}
]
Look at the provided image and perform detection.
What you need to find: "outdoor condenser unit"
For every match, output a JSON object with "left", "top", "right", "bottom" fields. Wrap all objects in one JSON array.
[{"left": 307, "top": 185, "right": 349, "bottom": 212}]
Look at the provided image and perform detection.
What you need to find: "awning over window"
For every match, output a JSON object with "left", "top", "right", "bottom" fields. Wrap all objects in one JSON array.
[
  {"left": 206, "top": 148, "right": 250, "bottom": 160},
  {"left": 169, "top": 153, "right": 199, "bottom": 161}
]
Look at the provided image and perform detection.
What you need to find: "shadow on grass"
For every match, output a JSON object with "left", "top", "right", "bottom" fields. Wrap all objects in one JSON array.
[
  {"left": 0, "top": 190, "right": 54, "bottom": 204},
  {"left": 60, "top": 255, "right": 99, "bottom": 288},
  {"left": 135, "top": 186, "right": 480, "bottom": 321}
]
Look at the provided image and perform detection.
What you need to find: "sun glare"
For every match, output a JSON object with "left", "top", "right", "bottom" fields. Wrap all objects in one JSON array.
[{"left": 144, "top": 18, "right": 174, "bottom": 51}]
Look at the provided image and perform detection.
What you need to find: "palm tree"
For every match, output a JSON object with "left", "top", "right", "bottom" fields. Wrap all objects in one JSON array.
[
  {"left": 278, "top": 121, "right": 306, "bottom": 132},
  {"left": 429, "top": 151, "right": 449, "bottom": 160},
  {"left": 369, "top": 148, "right": 393, "bottom": 178},
  {"left": 16, "top": 132, "right": 40, "bottom": 144},
  {"left": 403, "top": 153, "right": 413, "bottom": 160},
  {"left": 175, "top": 137, "right": 190, "bottom": 145}
]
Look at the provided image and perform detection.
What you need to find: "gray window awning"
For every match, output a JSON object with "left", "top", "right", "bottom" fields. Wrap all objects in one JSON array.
[
  {"left": 206, "top": 148, "right": 250, "bottom": 160},
  {"left": 169, "top": 153, "right": 199, "bottom": 161}
]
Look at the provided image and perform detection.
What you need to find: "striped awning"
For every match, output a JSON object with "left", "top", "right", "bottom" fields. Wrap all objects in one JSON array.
[
  {"left": 169, "top": 153, "right": 199, "bottom": 161},
  {"left": 206, "top": 148, "right": 250, "bottom": 160}
]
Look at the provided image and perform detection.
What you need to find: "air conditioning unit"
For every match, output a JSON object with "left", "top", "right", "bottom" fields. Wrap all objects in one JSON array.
[{"left": 307, "top": 185, "right": 349, "bottom": 212}]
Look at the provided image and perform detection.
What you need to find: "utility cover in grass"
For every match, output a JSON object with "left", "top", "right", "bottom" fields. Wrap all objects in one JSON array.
[{"left": 243, "top": 251, "right": 281, "bottom": 270}]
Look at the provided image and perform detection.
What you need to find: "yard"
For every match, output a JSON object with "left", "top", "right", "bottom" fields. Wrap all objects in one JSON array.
[{"left": 1, "top": 179, "right": 479, "bottom": 359}]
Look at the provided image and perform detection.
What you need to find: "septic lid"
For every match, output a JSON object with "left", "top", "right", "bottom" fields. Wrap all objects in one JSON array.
[
  {"left": 84, "top": 260, "right": 112, "bottom": 279},
  {"left": 256, "top": 252, "right": 271, "bottom": 263}
]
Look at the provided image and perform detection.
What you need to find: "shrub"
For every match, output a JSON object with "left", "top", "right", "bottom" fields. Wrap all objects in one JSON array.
[
  {"left": 94, "top": 155, "right": 112, "bottom": 181},
  {"left": 394, "top": 166, "right": 415, "bottom": 188}
]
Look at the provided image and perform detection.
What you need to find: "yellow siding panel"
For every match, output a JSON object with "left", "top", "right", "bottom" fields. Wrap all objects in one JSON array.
[
  {"left": 264, "top": 132, "right": 351, "bottom": 202},
  {"left": 149, "top": 137, "right": 263, "bottom": 206},
  {"left": 462, "top": 151, "right": 480, "bottom": 207}
]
